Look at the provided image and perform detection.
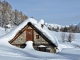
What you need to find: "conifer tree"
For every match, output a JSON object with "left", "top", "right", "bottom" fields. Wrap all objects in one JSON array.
[{"left": 0, "top": 0, "right": 28, "bottom": 27}]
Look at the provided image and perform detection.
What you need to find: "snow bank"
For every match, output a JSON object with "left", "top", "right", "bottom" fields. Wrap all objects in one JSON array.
[{"left": 25, "top": 41, "right": 34, "bottom": 49}]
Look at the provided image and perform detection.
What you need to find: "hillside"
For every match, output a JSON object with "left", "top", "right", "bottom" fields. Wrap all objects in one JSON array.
[
  {"left": 45, "top": 22, "right": 80, "bottom": 33},
  {"left": 0, "top": 0, "right": 27, "bottom": 28}
]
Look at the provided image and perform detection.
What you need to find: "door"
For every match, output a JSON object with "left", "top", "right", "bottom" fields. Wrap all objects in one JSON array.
[{"left": 26, "top": 29, "right": 34, "bottom": 41}]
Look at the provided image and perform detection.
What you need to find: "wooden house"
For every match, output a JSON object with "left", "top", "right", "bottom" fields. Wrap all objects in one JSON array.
[{"left": 9, "top": 21, "right": 57, "bottom": 53}]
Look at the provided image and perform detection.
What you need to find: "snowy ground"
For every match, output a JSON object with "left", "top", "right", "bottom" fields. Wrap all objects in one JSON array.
[
  {"left": 0, "top": 18, "right": 80, "bottom": 60},
  {"left": 0, "top": 43, "right": 80, "bottom": 60}
]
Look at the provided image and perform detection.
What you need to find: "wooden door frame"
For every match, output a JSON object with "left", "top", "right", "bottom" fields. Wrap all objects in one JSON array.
[{"left": 26, "top": 29, "right": 34, "bottom": 41}]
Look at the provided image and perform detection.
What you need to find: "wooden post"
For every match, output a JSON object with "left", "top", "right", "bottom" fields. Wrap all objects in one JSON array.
[{"left": 53, "top": 47, "right": 56, "bottom": 53}]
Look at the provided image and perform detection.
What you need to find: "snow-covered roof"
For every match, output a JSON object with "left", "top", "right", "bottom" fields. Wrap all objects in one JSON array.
[{"left": 0, "top": 18, "right": 61, "bottom": 51}]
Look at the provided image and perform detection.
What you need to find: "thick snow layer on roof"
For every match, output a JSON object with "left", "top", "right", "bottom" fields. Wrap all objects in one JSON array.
[
  {"left": 0, "top": 18, "right": 61, "bottom": 51},
  {"left": 38, "top": 19, "right": 44, "bottom": 25}
]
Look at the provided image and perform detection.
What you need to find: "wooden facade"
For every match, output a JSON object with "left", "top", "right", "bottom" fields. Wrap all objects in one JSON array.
[{"left": 9, "top": 22, "right": 57, "bottom": 53}]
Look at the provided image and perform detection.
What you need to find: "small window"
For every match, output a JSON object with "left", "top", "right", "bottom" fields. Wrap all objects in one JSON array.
[{"left": 36, "top": 35, "right": 39, "bottom": 39}]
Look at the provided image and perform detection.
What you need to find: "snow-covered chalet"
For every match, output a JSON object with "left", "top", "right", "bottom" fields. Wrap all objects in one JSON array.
[{"left": 8, "top": 18, "right": 60, "bottom": 53}]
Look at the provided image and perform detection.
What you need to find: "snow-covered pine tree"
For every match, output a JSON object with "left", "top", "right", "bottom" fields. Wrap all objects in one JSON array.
[{"left": 0, "top": 0, "right": 28, "bottom": 28}]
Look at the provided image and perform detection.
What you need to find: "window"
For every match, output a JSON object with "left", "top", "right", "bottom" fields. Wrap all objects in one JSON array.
[{"left": 36, "top": 35, "right": 39, "bottom": 39}]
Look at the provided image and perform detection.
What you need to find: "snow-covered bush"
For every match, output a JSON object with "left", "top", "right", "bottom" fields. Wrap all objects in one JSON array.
[{"left": 68, "top": 33, "right": 75, "bottom": 42}]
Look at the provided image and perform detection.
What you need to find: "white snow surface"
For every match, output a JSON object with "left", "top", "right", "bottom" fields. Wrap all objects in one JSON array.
[{"left": 25, "top": 41, "right": 34, "bottom": 49}]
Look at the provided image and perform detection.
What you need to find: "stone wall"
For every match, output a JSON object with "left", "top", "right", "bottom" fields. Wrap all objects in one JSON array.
[
  {"left": 12, "top": 31, "right": 26, "bottom": 44},
  {"left": 34, "top": 31, "right": 48, "bottom": 44}
]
